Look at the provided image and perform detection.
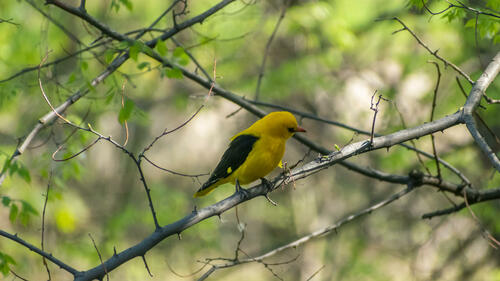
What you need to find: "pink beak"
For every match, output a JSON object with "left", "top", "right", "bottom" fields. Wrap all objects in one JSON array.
[{"left": 295, "top": 126, "right": 306, "bottom": 133}]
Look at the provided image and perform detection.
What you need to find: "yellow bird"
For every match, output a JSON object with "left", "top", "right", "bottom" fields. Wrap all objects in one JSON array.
[{"left": 194, "top": 111, "right": 306, "bottom": 197}]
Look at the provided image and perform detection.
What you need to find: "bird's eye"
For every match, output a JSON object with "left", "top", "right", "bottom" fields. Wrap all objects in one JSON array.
[{"left": 288, "top": 127, "right": 295, "bottom": 133}]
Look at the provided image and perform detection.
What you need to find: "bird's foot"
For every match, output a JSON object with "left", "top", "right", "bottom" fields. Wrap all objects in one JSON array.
[
  {"left": 260, "top": 178, "right": 273, "bottom": 192},
  {"left": 236, "top": 187, "right": 251, "bottom": 199},
  {"left": 260, "top": 178, "right": 277, "bottom": 206},
  {"left": 234, "top": 179, "right": 250, "bottom": 200}
]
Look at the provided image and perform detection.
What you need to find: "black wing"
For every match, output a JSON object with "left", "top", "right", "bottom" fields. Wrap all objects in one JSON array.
[{"left": 201, "top": 134, "right": 259, "bottom": 189}]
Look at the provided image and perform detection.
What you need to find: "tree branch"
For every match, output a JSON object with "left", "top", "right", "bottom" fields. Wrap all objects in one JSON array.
[
  {"left": 461, "top": 51, "right": 500, "bottom": 171},
  {"left": 0, "top": 230, "right": 79, "bottom": 276},
  {"left": 0, "top": 0, "right": 237, "bottom": 187},
  {"left": 390, "top": 17, "right": 474, "bottom": 84}
]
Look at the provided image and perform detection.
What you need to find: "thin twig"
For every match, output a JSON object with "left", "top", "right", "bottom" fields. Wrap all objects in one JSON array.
[
  {"left": 120, "top": 81, "right": 129, "bottom": 146},
  {"left": 0, "top": 17, "right": 20, "bottom": 26},
  {"left": 246, "top": 184, "right": 416, "bottom": 262},
  {"left": 428, "top": 61, "right": 442, "bottom": 178},
  {"left": 463, "top": 189, "right": 500, "bottom": 249},
  {"left": 142, "top": 155, "right": 208, "bottom": 178},
  {"left": 421, "top": 0, "right": 500, "bottom": 19},
  {"left": 38, "top": 52, "right": 71, "bottom": 124},
  {"left": 171, "top": 36, "right": 211, "bottom": 80},
  {"left": 51, "top": 137, "right": 101, "bottom": 162},
  {"left": 306, "top": 265, "right": 325, "bottom": 281},
  {"left": 369, "top": 91, "right": 388, "bottom": 144},
  {"left": 393, "top": 102, "right": 431, "bottom": 174},
  {"left": 141, "top": 105, "right": 204, "bottom": 155},
  {"left": 234, "top": 206, "right": 245, "bottom": 261},
  {"left": 88, "top": 233, "right": 109, "bottom": 281},
  {"left": 9, "top": 269, "right": 28, "bottom": 281},
  {"left": 166, "top": 258, "right": 209, "bottom": 278},
  {"left": 142, "top": 255, "right": 154, "bottom": 277},
  {"left": 255, "top": 0, "right": 289, "bottom": 100},
  {"left": 41, "top": 170, "right": 53, "bottom": 281},
  {"left": 390, "top": 17, "right": 474, "bottom": 84}
]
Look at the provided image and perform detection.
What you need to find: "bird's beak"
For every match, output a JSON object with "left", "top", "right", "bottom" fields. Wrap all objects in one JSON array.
[{"left": 295, "top": 126, "right": 306, "bottom": 133}]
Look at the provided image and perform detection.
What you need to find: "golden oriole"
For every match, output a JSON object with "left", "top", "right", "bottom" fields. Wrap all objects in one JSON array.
[{"left": 194, "top": 111, "right": 306, "bottom": 197}]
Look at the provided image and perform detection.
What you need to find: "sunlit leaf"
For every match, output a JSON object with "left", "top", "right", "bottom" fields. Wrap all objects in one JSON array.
[
  {"left": 156, "top": 40, "right": 167, "bottom": 56},
  {"left": 164, "top": 67, "right": 183, "bottom": 79},
  {"left": 104, "top": 49, "right": 117, "bottom": 63},
  {"left": 118, "top": 99, "right": 135, "bottom": 124},
  {"left": 129, "top": 41, "right": 141, "bottom": 61},
  {"left": 9, "top": 204, "right": 18, "bottom": 223},
  {"left": 173, "top": 47, "right": 190, "bottom": 66}
]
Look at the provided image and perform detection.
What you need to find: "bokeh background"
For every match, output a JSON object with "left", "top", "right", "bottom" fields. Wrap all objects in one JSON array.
[{"left": 0, "top": 0, "right": 499, "bottom": 280}]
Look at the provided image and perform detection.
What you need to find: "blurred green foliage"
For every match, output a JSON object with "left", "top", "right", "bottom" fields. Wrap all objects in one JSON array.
[{"left": 0, "top": 0, "right": 499, "bottom": 280}]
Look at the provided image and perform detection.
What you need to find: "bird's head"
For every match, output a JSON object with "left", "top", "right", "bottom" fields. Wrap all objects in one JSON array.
[{"left": 254, "top": 111, "right": 306, "bottom": 139}]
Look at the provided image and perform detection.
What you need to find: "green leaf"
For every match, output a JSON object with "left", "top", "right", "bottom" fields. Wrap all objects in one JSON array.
[
  {"left": 442, "top": 7, "right": 466, "bottom": 22},
  {"left": 165, "top": 68, "right": 183, "bottom": 79},
  {"left": 137, "top": 62, "right": 150, "bottom": 70},
  {"left": 465, "top": 19, "right": 476, "bottom": 28},
  {"left": 80, "top": 61, "right": 88, "bottom": 71},
  {"left": 67, "top": 72, "right": 76, "bottom": 84},
  {"left": 120, "top": 0, "right": 133, "bottom": 11},
  {"left": 8, "top": 162, "right": 17, "bottom": 176},
  {"left": 0, "top": 264, "right": 8, "bottom": 276},
  {"left": 2, "top": 196, "right": 10, "bottom": 206},
  {"left": 173, "top": 46, "right": 184, "bottom": 57},
  {"left": 1, "top": 253, "right": 15, "bottom": 265},
  {"left": 104, "top": 49, "right": 116, "bottom": 64},
  {"left": 17, "top": 164, "right": 31, "bottom": 183},
  {"left": 129, "top": 41, "right": 142, "bottom": 61},
  {"left": 118, "top": 40, "right": 130, "bottom": 50},
  {"left": 105, "top": 90, "right": 116, "bottom": 104},
  {"left": 173, "top": 47, "right": 190, "bottom": 66},
  {"left": 155, "top": 40, "right": 167, "bottom": 56},
  {"left": 110, "top": 0, "right": 120, "bottom": 12},
  {"left": 494, "top": 34, "right": 500, "bottom": 44},
  {"left": 19, "top": 210, "right": 29, "bottom": 226},
  {"left": 0, "top": 252, "right": 16, "bottom": 277},
  {"left": 406, "top": 0, "right": 423, "bottom": 9},
  {"left": 118, "top": 99, "right": 135, "bottom": 124},
  {"left": 9, "top": 204, "right": 18, "bottom": 223},
  {"left": 21, "top": 200, "right": 38, "bottom": 215}
]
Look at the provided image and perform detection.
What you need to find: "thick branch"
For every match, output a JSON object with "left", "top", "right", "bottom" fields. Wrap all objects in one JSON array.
[
  {"left": 462, "top": 51, "right": 500, "bottom": 171},
  {"left": 45, "top": 0, "right": 130, "bottom": 41},
  {"left": 422, "top": 187, "right": 500, "bottom": 218},
  {"left": 74, "top": 106, "right": 468, "bottom": 280}
]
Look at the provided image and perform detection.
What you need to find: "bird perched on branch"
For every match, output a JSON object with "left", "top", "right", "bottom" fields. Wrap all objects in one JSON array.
[{"left": 194, "top": 111, "right": 306, "bottom": 198}]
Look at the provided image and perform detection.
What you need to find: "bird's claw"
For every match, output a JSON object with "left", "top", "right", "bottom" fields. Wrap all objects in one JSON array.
[
  {"left": 260, "top": 178, "right": 277, "bottom": 206},
  {"left": 234, "top": 179, "right": 250, "bottom": 199},
  {"left": 260, "top": 178, "right": 273, "bottom": 192},
  {"left": 236, "top": 187, "right": 250, "bottom": 199}
]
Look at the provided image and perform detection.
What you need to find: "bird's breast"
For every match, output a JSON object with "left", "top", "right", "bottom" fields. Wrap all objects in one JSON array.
[{"left": 234, "top": 136, "right": 285, "bottom": 184}]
